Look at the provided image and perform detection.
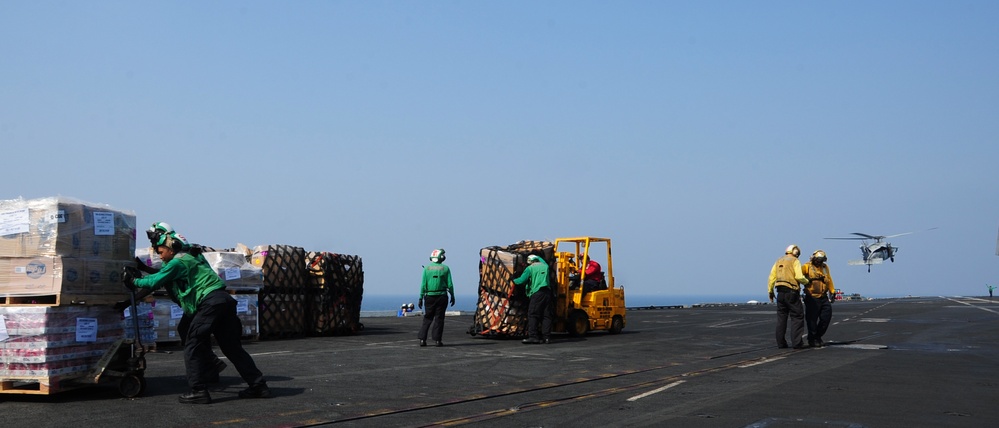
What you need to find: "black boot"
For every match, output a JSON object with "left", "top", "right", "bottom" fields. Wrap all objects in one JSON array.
[
  {"left": 179, "top": 389, "right": 211, "bottom": 404},
  {"left": 239, "top": 383, "right": 271, "bottom": 399}
]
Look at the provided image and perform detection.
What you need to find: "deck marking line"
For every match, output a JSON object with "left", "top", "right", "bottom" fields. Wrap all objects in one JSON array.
[{"left": 626, "top": 380, "right": 686, "bottom": 402}]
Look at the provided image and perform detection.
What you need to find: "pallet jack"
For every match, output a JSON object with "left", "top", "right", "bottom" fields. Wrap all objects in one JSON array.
[{"left": 71, "top": 267, "right": 148, "bottom": 397}]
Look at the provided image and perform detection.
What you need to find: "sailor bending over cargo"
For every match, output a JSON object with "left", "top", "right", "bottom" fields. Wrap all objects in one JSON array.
[{"left": 123, "top": 223, "right": 270, "bottom": 404}]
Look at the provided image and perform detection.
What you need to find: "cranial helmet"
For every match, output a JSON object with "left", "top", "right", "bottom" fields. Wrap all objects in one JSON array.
[
  {"left": 812, "top": 250, "right": 827, "bottom": 263},
  {"left": 430, "top": 248, "right": 445, "bottom": 263},
  {"left": 154, "top": 231, "right": 189, "bottom": 252},
  {"left": 785, "top": 244, "right": 801, "bottom": 257},
  {"left": 146, "top": 221, "right": 174, "bottom": 244},
  {"left": 527, "top": 254, "right": 541, "bottom": 264}
]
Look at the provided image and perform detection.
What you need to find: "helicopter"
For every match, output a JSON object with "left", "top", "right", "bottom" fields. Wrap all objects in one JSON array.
[{"left": 825, "top": 228, "right": 937, "bottom": 272}]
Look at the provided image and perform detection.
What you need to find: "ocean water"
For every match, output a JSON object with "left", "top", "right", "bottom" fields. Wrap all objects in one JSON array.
[{"left": 360, "top": 293, "right": 765, "bottom": 317}]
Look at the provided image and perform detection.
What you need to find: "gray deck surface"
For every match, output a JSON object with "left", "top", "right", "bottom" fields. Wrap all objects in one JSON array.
[{"left": 3, "top": 296, "right": 997, "bottom": 427}]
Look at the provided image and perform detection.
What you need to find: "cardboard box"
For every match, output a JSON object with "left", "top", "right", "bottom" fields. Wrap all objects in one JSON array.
[
  {"left": 0, "top": 197, "right": 136, "bottom": 259},
  {"left": 0, "top": 256, "right": 130, "bottom": 297}
]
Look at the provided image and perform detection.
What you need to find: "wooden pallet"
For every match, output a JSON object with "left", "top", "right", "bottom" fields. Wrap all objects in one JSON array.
[
  {"left": 0, "top": 376, "right": 86, "bottom": 395},
  {"left": 0, "top": 294, "right": 123, "bottom": 306}
]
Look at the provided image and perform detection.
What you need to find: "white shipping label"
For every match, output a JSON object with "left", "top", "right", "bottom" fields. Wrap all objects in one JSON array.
[
  {"left": 224, "top": 267, "right": 241, "bottom": 281},
  {"left": 93, "top": 212, "right": 115, "bottom": 235},
  {"left": 236, "top": 298, "right": 249, "bottom": 314},
  {"left": 0, "top": 208, "right": 30, "bottom": 236},
  {"left": 170, "top": 304, "right": 184, "bottom": 320},
  {"left": 77, "top": 318, "right": 98, "bottom": 342}
]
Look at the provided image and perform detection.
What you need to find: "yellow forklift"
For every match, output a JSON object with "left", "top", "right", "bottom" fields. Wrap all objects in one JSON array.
[{"left": 551, "top": 237, "right": 626, "bottom": 336}]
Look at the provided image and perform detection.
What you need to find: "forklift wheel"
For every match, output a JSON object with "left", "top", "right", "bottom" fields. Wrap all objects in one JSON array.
[
  {"left": 118, "top": 373, "right": 146, "bottom": 398},
  {"left": 567, "top": 311, "right": 589, "bottom": 337},
  {"left": 609, "top": 316, "right": 624, "bottom": 334}
]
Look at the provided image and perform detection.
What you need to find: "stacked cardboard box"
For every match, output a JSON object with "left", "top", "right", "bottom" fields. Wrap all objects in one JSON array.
[
  {"left": 468, "top": 241, "right": 554, "bottom": 338},
  {"left": 0, "top": 197, "right": 136, "bottom": 393},
  {"left": 145, "top": 295, "right": 259, "bottom": 344},
  {"left": 0, "top": 197, "right": 136, "bottom": 305}
]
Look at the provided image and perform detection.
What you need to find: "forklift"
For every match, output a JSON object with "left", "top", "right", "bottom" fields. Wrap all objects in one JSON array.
[{"left": 551, "top": 237, "right": 626, "bottom": 336}]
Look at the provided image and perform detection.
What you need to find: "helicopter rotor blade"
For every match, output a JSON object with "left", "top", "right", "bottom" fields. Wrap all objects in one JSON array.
[
  {"left": 883, "top": 227, "right": 938, "bottom": 239},
  {"left": 851, "top": 233, "right": 884, "bottom": 240}
]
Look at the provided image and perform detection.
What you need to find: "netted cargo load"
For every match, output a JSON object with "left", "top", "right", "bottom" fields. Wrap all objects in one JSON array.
[
  {"left": 305, "top": 252, "right": 364, "bottom": 336},
  {"left": 252, "top": 245, "right": 308, "bottom": 340},
  {"left": 468, "top": 240, "right": 554, "bottom": 338},
  {"left": 253, "top": 245, "right": 307, "bottom": 290},
  {"left": 258, "top": 291, "right": 307, "bottom": 340}
]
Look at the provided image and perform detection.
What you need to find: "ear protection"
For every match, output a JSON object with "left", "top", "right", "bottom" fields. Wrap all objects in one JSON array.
[
  {"left": 164, "top": 234, "right": 184, "bottom": 252},
  {"left": 154, "top": 231, "right": 188, "bottom": 252}
]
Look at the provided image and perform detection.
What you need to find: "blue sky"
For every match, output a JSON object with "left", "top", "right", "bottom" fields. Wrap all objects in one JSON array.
[{"left": 2, "top": 1, "right": 997, "bottom": 301}]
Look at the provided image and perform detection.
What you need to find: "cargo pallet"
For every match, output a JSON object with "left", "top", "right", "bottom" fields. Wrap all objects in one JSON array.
[
  {"left": 0, "top": 375, "right": 86, "bottom": 395},
  {"left": 0, "top": 294, "right": 122, "bottom": 307}
]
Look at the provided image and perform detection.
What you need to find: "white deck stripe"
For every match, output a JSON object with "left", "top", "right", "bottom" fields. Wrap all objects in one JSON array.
[{"left": 626, "top": 380, "right": 686, "bottom": 402}]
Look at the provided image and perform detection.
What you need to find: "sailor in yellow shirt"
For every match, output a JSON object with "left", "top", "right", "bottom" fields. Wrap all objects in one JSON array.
[
  {"left": 801, "top": 250, "right": 836, "bottom": 347},
  {"left": 768, "top": 245, "right": 809, "bottom": 349}
]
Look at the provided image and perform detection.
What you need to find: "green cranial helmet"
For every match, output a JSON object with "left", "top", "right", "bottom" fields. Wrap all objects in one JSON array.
[
  {"left": 154, "top": 231, "right": 189, "bottom": 252},
  {"left": 146, "top": 222, "right": 174, "bottom": 245},
  {"left": 527, "top": 254, "right": 541, "bottom": 264},
  {"left": 430, "top": 248, "right": 445, "bottom": 263}
]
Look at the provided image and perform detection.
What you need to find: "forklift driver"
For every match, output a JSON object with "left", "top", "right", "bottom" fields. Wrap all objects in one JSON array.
[{"left": 580, "top": 255, "right": 606, "bottom": 295}]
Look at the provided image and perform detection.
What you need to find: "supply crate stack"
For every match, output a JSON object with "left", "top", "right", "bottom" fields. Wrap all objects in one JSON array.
[
  {"left": 467, "top": 240, "right": 554, "bottom": 338},
  {"left": 0, "top": 197, "right": 135, "bottom": 394},
  {"left": 305, "top": 252, "right": 364, "bottom": 336},
  {"left": 135, "top": 247, "right": 262, "bottom": 346}
]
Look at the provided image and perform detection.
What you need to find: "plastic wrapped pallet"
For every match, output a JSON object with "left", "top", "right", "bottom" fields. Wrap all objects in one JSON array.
[
  {"left": 148, "top": 295, "right": 258, "bottom": 345},
  {"left": 468, "top": 240, "right": 554, "bottom": 338},
  {"left": 203, "top": 251, "right": 263, "bottom": 292},
  {"left": 0, "top": 305, "right": 124, "bottom": 390},
  {"left": 0, "top": 197, "right": 136, "bottom": 305}
]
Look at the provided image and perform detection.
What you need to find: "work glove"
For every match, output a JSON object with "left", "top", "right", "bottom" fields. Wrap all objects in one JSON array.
[
  {"left": 450, "top": 296, "right": 456, "bottom": 307},
  {"left": 113, "top": 300, "right": 131, "bottom": 312},
  {"left": 768, "top": 292, "right": 775, "bottom": 302},
  {"left": 121, "top": 266, "right": 138, "bottom": 291},
  {"left": 134, "top": 257, "right": 155, "bottom": 274},
  {"left": 418, "top": 299, "right": 423, "bottom": 309}
]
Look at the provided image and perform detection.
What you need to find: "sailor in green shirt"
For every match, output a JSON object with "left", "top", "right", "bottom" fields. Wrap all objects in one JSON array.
[
  {"left": 512, "top": 254, "right": 554, "bottom": 344},
  {"left": 125, "top": 223, "right": 269, "bottom": 404},
  {"left": 418, "top": 248, "right": 455, "bottom": 347}
]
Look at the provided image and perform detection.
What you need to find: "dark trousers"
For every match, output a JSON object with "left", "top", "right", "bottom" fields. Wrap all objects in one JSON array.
[
  {"left": 419, "top": 294, "right": 448, "bottom": 342},
  {"left": 185, "top": 289, "right": 265, "bottom": 391},
  {"left": 527, "top": 287, "right": 554, "bottom": 340},
  {"left": 803, "top": 295, "right": 832, "bottom": 343},
  {"left": 775, "top": 290, "right": 804, "bottom": 348}
]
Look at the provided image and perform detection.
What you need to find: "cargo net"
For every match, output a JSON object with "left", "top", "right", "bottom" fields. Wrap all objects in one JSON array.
[
  {"left": 468, "top": 240, "right": 553, "bottom": 338},
  {"left": 258, "top": 291, "right": 307, "bottom": 340},
  {"left": 261, "top": 245, "right": 307, "bottom": 291},
  {"left": 305, "top": 252, "right": 364, "bottom": 336}
]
